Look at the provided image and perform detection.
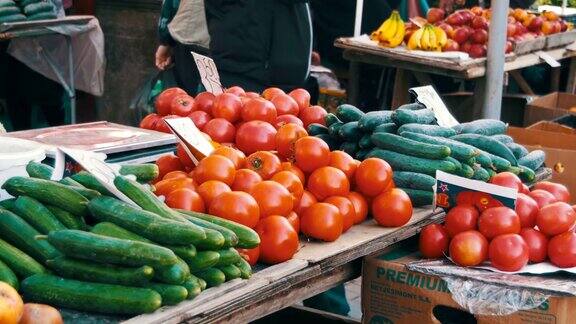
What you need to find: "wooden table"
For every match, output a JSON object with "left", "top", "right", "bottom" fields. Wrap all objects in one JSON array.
[{"left": 335, "top": 37, "right": 576, "bottom": 116}]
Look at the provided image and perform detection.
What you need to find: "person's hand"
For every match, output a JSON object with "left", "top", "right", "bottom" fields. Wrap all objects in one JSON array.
[{"left": 155, "top": 45, "right": 173, "bottom": 70}]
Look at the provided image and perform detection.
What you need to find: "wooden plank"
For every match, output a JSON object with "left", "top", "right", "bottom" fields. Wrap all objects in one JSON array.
[
  {"left": 567, "top": 57, "right": 576, "bottom": 94},
  {"left": 551, "top": 67, "right": 561, "bottom": 92},
  {"left": 545, "top": 31, "right": 576, "bottom": 49},
  {"left": 391, "top": 69, "right": 410, "bottom": 108},
  {"left": 509, "top": 70, "right": 535, "bottom": 95}
]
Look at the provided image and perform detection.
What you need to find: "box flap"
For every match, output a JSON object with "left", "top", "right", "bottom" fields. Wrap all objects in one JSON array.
[{"left": 508, "top": 126, "right": 576, "bottom": 150}]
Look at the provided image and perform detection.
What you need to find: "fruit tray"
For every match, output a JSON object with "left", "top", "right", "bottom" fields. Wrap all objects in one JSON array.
[
  {"left": 545, "top": 29, "right": 576, "bottom": 49},
  {"left": 513, "top": 37, "right": 546, "bottom": 55}
]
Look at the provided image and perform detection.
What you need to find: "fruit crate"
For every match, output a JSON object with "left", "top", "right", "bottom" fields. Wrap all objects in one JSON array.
[
  {"left": 513, "top": 37, "right": 546, "bottom": 55},
  {"left": 545, "top": 28, "right": 576, "bottom": 49}
]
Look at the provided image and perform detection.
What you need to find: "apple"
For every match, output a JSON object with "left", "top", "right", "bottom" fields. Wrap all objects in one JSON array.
[
  {"left": 469, "top": 44, "right": 487, "bottom": 58},
  {"left": 461, "top": 41, "right": 473, "bottom": 53},
  {"left": 529, "top": 16, "right": 544, "bottom": 32},
  {"left": 457, "top": 10, "right": 475, "bottom": 24},
  {"left": 471, "top": 29, "right": 488, "bottom": 44},
  {"left": 427, "top": 8, "right": 446, "bottom": 24},
  {"left": 437, "top": 22, "right": 455, "bottom": 38},
  {"left": 505, "top": 41, "right": 513, "bottom": 54},
  {"left": 543, "top": 10, "right": 559, "bottom": 21},
  {"left": 541, "top": 21, "right": 555, "bottom": 35},
  {"left": 446, "top": 13, "right": 465, "bottom": 26},
  {"left": 523, "top": 14, "right": 536, "bottom": 27},
  {"left": 553, "top": 21, "right": 562, "bottom": 34},
  {"left": 506, "top": 23, "right": 517, "bottom": 37},
  {"left": 472, "top": 16, "right": 489, "bottom": 30},
  {"left": 560, "top": 20, "right": 568, "bottom": 32},
  {"left": 515, "top": 22, "right": 528, "bottom": 35},
  {"left": 443, "top": 39, "right": 460, "bottom": 52},
  {"left": 452, "top": 27, "right": 471, "bottom": 44},
  {"left": 508, "top": 16, "right": 516, "bottom": 24}
]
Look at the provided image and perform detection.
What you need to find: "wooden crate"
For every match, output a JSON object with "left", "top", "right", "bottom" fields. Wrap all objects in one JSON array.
[
  {"left": 545, "top": 29, "right": 576, "bottom": 49},
  {"left": 513, "top": 37, "right": 546, "bottom": 55}
]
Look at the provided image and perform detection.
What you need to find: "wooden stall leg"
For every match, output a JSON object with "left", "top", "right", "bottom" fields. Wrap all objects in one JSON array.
[
  {"left": 347, "top": 62, "right": 361, "bottom": 106},
  {"left": 472, "top": 77, "right": 487, "bottom": 119},
  {"left": 551, "top": 67, "right": 561, "bottom": 92},
  {"left": 509, "top": 70, "right": 535, "bottom": 95},
  {"left": 391, "top": 68, "right": 410, "bottom": 109},
  {"left": 566, "top": 57, "right": 576, "bottom": 94}
]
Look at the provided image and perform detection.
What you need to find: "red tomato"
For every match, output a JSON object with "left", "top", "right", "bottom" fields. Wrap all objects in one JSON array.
[
  {"left": 372, "top": 188, "right": 413, "bottom": 227},
  {"left": 140, "top": 113, "right": 161, "bottom": 130},
  {"left": 245, "top": 151, "right": 282, "bottom": 180},
  {"left": 163, "top": 170, "right": 189, "bottom": 180},
  {"left": 256, "top": 215, "right": 299, "bottom": 264},
  {"left": 293, "top": 136, "right": 330, "bottom": 173},
  {"left": 275, "top": 115, "right": 304, "bottom": 129},
  {"left": 548, "top": 231, "right": 576, "bottom": 268},
  {"left": 226, "top": 86, "right": 246, "bottom": 96},
  {"left": 193, "top": 155, "right": 236, "bottom": 186},
  {"left": 275, "top": 124, "right": 308, "bottom": 161},
  {"left": 294, "top": 190, "right": 317, "bottom": 216},
  {"left": 188, "top": 111, "right": 211, "bottom": 131},
  {"left": 272, "top": 171, "right": 304, "bottom": 203},
  {"left": 528, "top": 189, "right": 558, "bottom": 208},
  {"left": 520, "top": 228, "right": 548, "bottom": 263},
  {"left": 478, "top": 207, "right": 521, "bottom": 240},
  {"left": 176, "top": 143, "right": 194, "bottom": 169},
  {"left": 236, "top": 246, "right": 260, "bottom": 266},
  {"left": 170, "top": 95, "right": 195, "bottom": 116},
  {"left": 288, "top": 88, "right": 311, "bottom": 111},
  {"left": 281, "top": 162, "right": 306, "bottom": 184},
  {"left": 533, "top": 181, "right": 571, "bottom": 203},
  {"left": 20, "top": 304, "right": 62, "bottom": 324},
  {"left": 235, "top": 121, "right": 277, "bottom": 155},
  {"left": 285, "top": 211, "right": 300, "bottom": 233},
  {"left": 156, "top": 155, "right": 184, "bottom": 180},
  {"left": 299, "top": 105, "right": 327, "bottom": 128},
  {"left": 516, "top": 193, "right": 539, "bottom": 228},
  {"left": 489, "top": 172, "right": 523, "bottom": 192},
  {"left": 241, "top": 98, "right": 277, "bottom": 124},
  {"left": 210, "top": 191, "right": 260, "bottom": 228},
  {"left": 324, "top": 196, "right": 355, "bottom": 232},
  {"left": 355, "top": 158, "right": 393, "bottom": 197},
  {"left": 244, "top": 91, "right": 260, "bottom": 99},
  {"left": 262, "top": 87, "right": 285, "bottom": 101},
  {"left": 193, "top": 92, "right": 215, "bottom": 114},
  {"left": 155, "top": 87, "right": 187, "bottom": 116},
  {"left": 307, "top": 166, "right": 350, "bottom": 201},
  {"left": 536, "top": 202, "right": 576, "bottom": 236},
  {"left": 347, "top": 191, "right": 368, "bottom": 224},
  {"left": 419, "top": 224, "right": 450, "bottom": 259},
  {"left": 328, "top": 151, "right": 357, "bottom": 180},
  {"left": 203, "top": 118, "right": 236, "bottom": 143},
  {"left": 155, "top": 177, "right": 197, "bottom": 197},
  {"left": 271, "top": 94, "right": 299, "bottom": 116},
  {"left": 211, "top": 146, "right": 246, "bottom": 169},
  {"left": 166, "top": 188, "right": 205, "bottom": 213},
  {"left": 521, "top": 183, "right": 530, "bottom": 194},
  {"left": 300, "top": 202, "right": 343, "bottom": 242},
  {"left": 249, "top": 181, "right": 294, "bottom": 217},
  {"left": 212, "top": 93, "right": 242, "bottom": 123},
  {"left": 155, "top": 115, "right": 179, "bottom": 133},
  {"left": 231, "top": 169, "right": 262, "bottom": 192},
  {"left": 455, "top": 191, "right": 476, "bottom": 206},
  {"left": 449, "top": 230, "right": 489, "bottom": 267},
  {"left": 444, "top": 204, "right": 479, "bottom": 238},
  {"left": 196, "top": 180, "right": 231, "bottom": 206},
  {"left": 489, "top": 234, "right": 529, "bottom": 272}
]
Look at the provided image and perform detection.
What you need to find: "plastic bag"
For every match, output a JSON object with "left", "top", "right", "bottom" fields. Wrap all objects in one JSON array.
[{"left": 129, "top": 67, "right": 178, "bottom": 120}]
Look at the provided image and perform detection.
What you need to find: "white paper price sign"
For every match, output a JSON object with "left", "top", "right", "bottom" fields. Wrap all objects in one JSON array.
[
  {"left": 165, "top": 117, "right": 215, "bottom": 165},
  {"left": 59, "top": 147, "right": 137, "bottom": 205},
  {"left": 409, "top": 85, "right": 459, "bottom": 128},
  {"left": 191, "top": 52, "right": 224, "bottom": 95}
]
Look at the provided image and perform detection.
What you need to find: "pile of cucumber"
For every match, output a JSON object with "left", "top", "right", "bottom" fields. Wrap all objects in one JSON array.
[
  {"left": 0, "top": 162, "right": 259, "bottom": 315},
  {"left": 308, "top": 103, "right": 545, "bottom": 207}
]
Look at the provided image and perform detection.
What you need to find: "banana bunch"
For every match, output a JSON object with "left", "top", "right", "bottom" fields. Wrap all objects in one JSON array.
[
  {"left": 407, "top": 24, "right": 447, "bottom": 51},
  {"left": 370, "top": 10, "right": 405, "bottom": 48}
]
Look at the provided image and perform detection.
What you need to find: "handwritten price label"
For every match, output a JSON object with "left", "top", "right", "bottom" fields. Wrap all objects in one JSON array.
[
  {"left": 165, "top": 117, "right": 214, "bottom": 165},
  {"left": 192, "top": 52, "right": 224, "bottom": 95},
  {"left": 409, "top": 85, "right": 459, "bottom": 128}
]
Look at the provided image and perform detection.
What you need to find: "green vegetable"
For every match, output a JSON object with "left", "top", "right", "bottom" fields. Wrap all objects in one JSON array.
[
  {"left": 307, "top": 123, "right": 328, "bottom": 135},
  {"left": 194, "top": 268, "right": 226, "bottom": 288},
  {"left": 365, "top": 149, "right": 456, "bottom": 176},
  {"left": 393, "top": 172, "right": 435, "bottom": 191},
  {"left": 397, "top": 123, "right": 456, "bottom": 137},
  {"left": 506, "top": 142, "right": 529, "bottom": 160},
  {"left": 355, "top": 148, "right": 372, "bottom": 160},
  {"left": 335, "top": 104, "right": 364, "bottom": 122},
  {"left": 0, "top": 238, "right": 45, "bottom": 279},
  {"left": 472, "top": 166, "right": 491, "bottom": 182},
  {"left": 397, "top": 102, "right": 425, "bottom": 110},
  {"left": 358, "top": 134, "right": 373, "bottom": 149},
  {"left": 373, "top": 123, "right": 398, "bottom": 134},
  {"left": 491, "top": 134, "right": 514, "bottom": 144},
  {"left": 476, "top": 149, "right": 512, "bottom": 171},
  {"left": 197, "top": 278, "right": 207, "bottom": 291},
  {"left": 338, "top": 121, "right": 362, "bottom": 141},
  {"left": 62, "top": 185, "right": 101, "bottom": 200},
  {"left": 0, "top": 198, "right": 15, "bottom": 210},
  {"left": 23, "top": 2, "right": 53, "bottom": 16},
  {"left": 21, "top": 274, "right": 162, "bottom": 315},
  {"left": 235, "top": 258, "right": 252, "bottom": 279},
  {"left": 0, "top": 259, "right": 18, "bottom": 290},
  {"left": 70, "top": 171, "right": 113, "bottom": 196},
  {"left": 0, "top": 6, "right": 19, "bottom": 16},
  {"left": 506, "top": 166, "right": 522, "bottom": 175},
  {"left": 519, "top": 165, "right": 536, "bottom": 183},
  {"left": 328, "top": 122, "right": 344, "bottom": 137},
  {"left": 358, "top": 111, "right": 393, "bottom": 131},
  {"left": 340, "top": 141, "right": 359, "bottom": 156},
  {"left": 26, "top": 161, "right": 53, "bottom": 180},
  {"left": 324, "top": 113, "right": 342, "bottom": 126},
  {"left": 0, "top": 13, "right": 25, "bottom": 22},
  {"left": 315, "top": 134, "right": 341, "bottom": 151},
  {"left": 371, "top": 132, "right": 451, "bottom": 159},
  {"left": 142, "top": 283, "right": 188, "bottom": 306},
  {"left": 26, "top": 12, "right": 56, "bottom": 20},
  {"left": 0, "top": 1, "right": 16, "bottom": 8},
  {"left": 451, "top": 134, "right": 517, "bottom": 166},
  {"left": 119, "top": 164, "right": 159, "bottom": 183},
  {"left": 216, "top": 248, "right": 242, "bottom": 266},
  {"left": 518, "top": 150, "right": 546, "bottom": 171},
  {"left": 456, "top": 119, "right": 507, "bottom": 136},
  {"left": 391, "top": 108, "right": 435, "bottom": 125},
  {"left": 180, "top": 212, "right": 239, "bottom": 248},
  {"left": 13, "top": 196, "right": 66, "bottom": 234},
  {"left": 181, "top": 275, "right": 202, "bottom": 299},
  {"left": 179, "top": 211, "right": 260, "bottom": 248},
  {"left": 186, "top": 251, "right": 220, "bottom": 272},
  {"left": 45, "top": 205, "right": 88, "bottom": 231},
  {"left": 475, "top": 151, "right": 494, "bottom": 169},
  {"left": 400, "top": 188, "right": 433, "bottom": 207},
  {"left": 456, "top": 163, "right": 475, "bottom": 178},
  {"left": 218, "top": 264, "right": 241, "bottom": 281},
  {"left": 400, "top": 131, "right": 479, "bottom": 162},
  {"left": 58, "top": 177, "right": 85, "bottom": 188}
]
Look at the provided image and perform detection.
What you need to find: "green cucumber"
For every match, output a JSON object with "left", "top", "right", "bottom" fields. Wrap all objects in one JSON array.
[
  {"left": 339, "top": 121, "right": 362, "bottom": 141},
  {"left": 180, "top": 212, "right": 239, "bottom": 248},
  {"left": 518, "top": 150, "right": 545, "bottom": 171},
  {"left": 463, "top": 157, "right": 476, "bottom": 166},
  {"left": 113, "top": 176, "right": 188, "bottom": 222},
  {"left": 371, "top": 132, "right": 451, "bottom": 159},
  {"left": 397, "top": 123, "right": 456, "bottom": 137},
  {"left": 400, "top": 132, "right": 479, "bottom": 162},
  {"left": 0, "top": 259, "right": 18, "bottom": 290},
  {"left": 457, "top": 163, "right": 475, "bottom": 178},
  {"left": 119, "top": 164, "right": 160, "bottom": 183},
  {"left": 391, "top": 108, "right": 435, "bottom": 125},
  {"left": 315, "top": 134, "right": 341, "bottom": 151},
  {"left": 0, "top": 238, "right": 45, "bottom": 278},
  {"left": 472, "top": 166, "right": 491, "bottom": 182},
  {"left": 506, "top": 142, "right": 529, "bottom": 160},
  {"left": 487, "top": 168, "right": 497, "bottom": 179},
  {"left": 21, "top": 274, "right": 162, "bottom": 315},
  {"left": 198, "top": 278, "right": 207, "bottom": 290},
  {"left": 328, "top": 122, "right": 344, "bottom": 137},
  {"left": 0, "top": 1, "right": 16, "bottom": 8},
  {"left": 324, "top": 113, "right": 341, "bottom": 126},
  {"left": 47, "top": 230, "right": 178, "bottom": 267},
  {"left": 0, "top": 14, "right": 25, "bottom": 23},
  {"left": 519, "top": 165, "right": 536, "bottom": 183},
  {"left": 216, "top": 248, "right": 242, "bottom": 266},
  {"left": 182, "top": 275, "right": 202, "bottom": 299},
  {"left": 358, "top": 134, "right": 373, "bottom": 149},
  {"left": 142, "top": 283, "right": 188, "bottom": 306},
  {"left": 186, "top": 251, "right": 220, "bottom": 272},
  {"left": 218, "top": 264, "right": 241, "bottom": 281},
  {"left": 0, "top": 198, "right": 15, "bottom": 210},
  {"left": 451, "top": 134, "right": 517, "bottom": 166},
  {"left": 475, "top": 151, "right": 494, "bottom": 170},
  {"left": 46, "top": 257, "right": 154, "bottom": 286},
  {"left": 26, "top": 161, "right": 53, "bottom": 180},
  {"left": 457, "top": 119, "right": 507, "bottom": 136},
  {"left": 58, "top": 177, "right": 85, "bottom": 188},
  {"left": 0, "top": 6, "right": 20, "bottom": 17},
  {"left": 13, "top": 196, "right": 66, "bottom": 234},
  {"left": 63, "top": 185, "right": 101, "bottom": 200},
  {"left": 358, "top": 111, "right": 393, "bottom": 131},
  {"left": 307, "top": 123, "right": 329, "bottom": 135},
  {"left": 477, "top": 149, "right": 512, "bottom": 171},
  {"left": 336, "top": 104, "right": 364, "bottom": 122},
  {"left": 0, "top": 208, "right": 61, "bottom": 263},
  {"left": 373, "top": 123, "right": 398, "bottom": 134},
  {"left": 88, "top": 196, "right": 206, "bottom": 245},
  {"left": 399, "top": 188, "right": 433, "bottom": 207},
  {"left": 155, "top": 261, "right": 190, "bottom": 285},
  {"left": 70, "top": 171, "right": 113, "bottom": 196},
  {"left": 446, "top": 157, "right": 462, "bottom": 171},
  {"left": 179, "top": 211, "right": 260, "bottom": 248},
  {"left": 235, "top": 258, "right": 252, "bottom": 279},
  {"left": 2, "top": 177, "right": 89, "bottom": 216},
  {"left": 355, "top": 148, "right": 371, "bottom": 160},
  {"left": 340, "top": 141, "right": 359, "bottom": 156},
  {"left": 393, "top": 172, "right": 435, "bottom": 191},
  {"left": 398, "top": 102, "right": 425, "bottom": 110},
  {"left": 45, "top": 205, "right": 88, "bottom": 231},
  {"left": 365, "top": 149, "right": 456, "bottom": 176},
  {"left": 23, "top": 2, "right": 54, "bottom": 16},
  {"left": 506, "top": 166, "right": 522, "bottom": 176},
  {"left": 194, "top": 268, "right": 226, "bottom": 288},
  {"left": 491, "top": 134, "right": 514, "bottom": 144}
]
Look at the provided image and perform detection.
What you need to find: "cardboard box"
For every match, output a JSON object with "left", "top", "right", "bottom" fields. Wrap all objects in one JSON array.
[
  {"left": 524, "top": 92, "right": 576, "bottom": 127},
  {"left": 362, "top": 245, "right": 576, "bottom": 324},
  {"left": 507, "top": 123, "right": 576, "bottom": 204}
]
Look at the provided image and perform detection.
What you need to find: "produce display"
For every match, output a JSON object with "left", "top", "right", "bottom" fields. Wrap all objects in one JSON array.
[
  {"left": 420, "top": 173, "right": 576, "bottom": 272},
  {"left": 0, "top": 161, "right": 258, "bottom": 316},
  {"left": 0, "top": 0, "right": 57, "bottom": 23},
  {"left": 371, "top": 7, "right": 573, "bottom": 57}
]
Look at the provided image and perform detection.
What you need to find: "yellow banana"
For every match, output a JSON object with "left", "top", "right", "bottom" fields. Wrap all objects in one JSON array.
[
  {"left": 383, "top": 12, "right": 405, "bottom": 48},
  {"left": 433, "top": 27, "right": 447, "bottom": 51},
  {"left": 420, "top": 26, "right": 431, "bottom": 51},
  {"left": 427, "top": 25, "right": 437, "bottom": 51},
  {"left": 380, "top": 14, "right": 398, "bottom": 42},
  {"left": 407, "top": 28, "right": 424, "bottom": 50},
  {"left": 371, "top": 19, "right": 391, "bottom": 41}
]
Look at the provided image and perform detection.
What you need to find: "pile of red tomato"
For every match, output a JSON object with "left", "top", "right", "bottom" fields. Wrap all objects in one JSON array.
[
  {"left": 139, "top": 86, "right": 329, "bottom": 152},
  {"left": 152, "top": 132, "right": 413, "bottom": 265},
  {"left": 420, "top": 171, "right": 576, "bottom": 272}
]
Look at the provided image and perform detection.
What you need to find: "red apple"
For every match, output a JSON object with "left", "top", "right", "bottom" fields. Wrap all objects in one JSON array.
[
  {"left": 505, "top": 40, "right": 513, "bottom": 54},
  {"left": 469, "top": 44, "right": 487, "bottom": 58},
  {"left": 461, "top": 41, "right": 473, "bottom": 53},
  {"left": 437, "top": 22, "right": 455, "bottom": 38},
  {"left": 427, "top": 8, "right": 446, "bottom": 24},
  {"left": 457, "top": 10, "right": 475, "bottom": 24},
  {"left": 528, "top": 16, "right": 544, "bottom": 32},
  {"left": 443, "top": 39, "right": 460, "bottom": 52},
  {"left": 471, "top": 29, "right": 489, "bottom": 44},
  {"left": 452, "top": 27, "right": 471, "bottom": 44},
  {"left": 507, "top": 23, "right": 517, "bottom": 37},
  {"left": 560, "top": 20, "right": 568, "bottom": 32},
  {"left": 446, "top": 13, "right": 465, "bottom": 26},
  {"left": 472, "top": 16, "right": 489, "bottom": 30},
  {"left": 553, "top": 21, "right": 562, "bottom": 34},
  {"left": 515, "top": 22, "right": 528, "bottom": 35}
]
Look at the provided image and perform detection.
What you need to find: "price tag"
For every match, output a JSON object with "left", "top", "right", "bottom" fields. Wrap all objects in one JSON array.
[
  {"left": 165, "top": 117, "right": 215, "bottom": 165},
  {"left": 191, "top": 52, "right": 224, "bottom": 95},
  {"left": 59, "top": 147, "right": 137, "bottom": 205},
  {"left": 409, "top": 85, "right": 459, "bottom": 128},
  {"left": 536, "top": 51, "right": 561, "bottom": 68}
]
